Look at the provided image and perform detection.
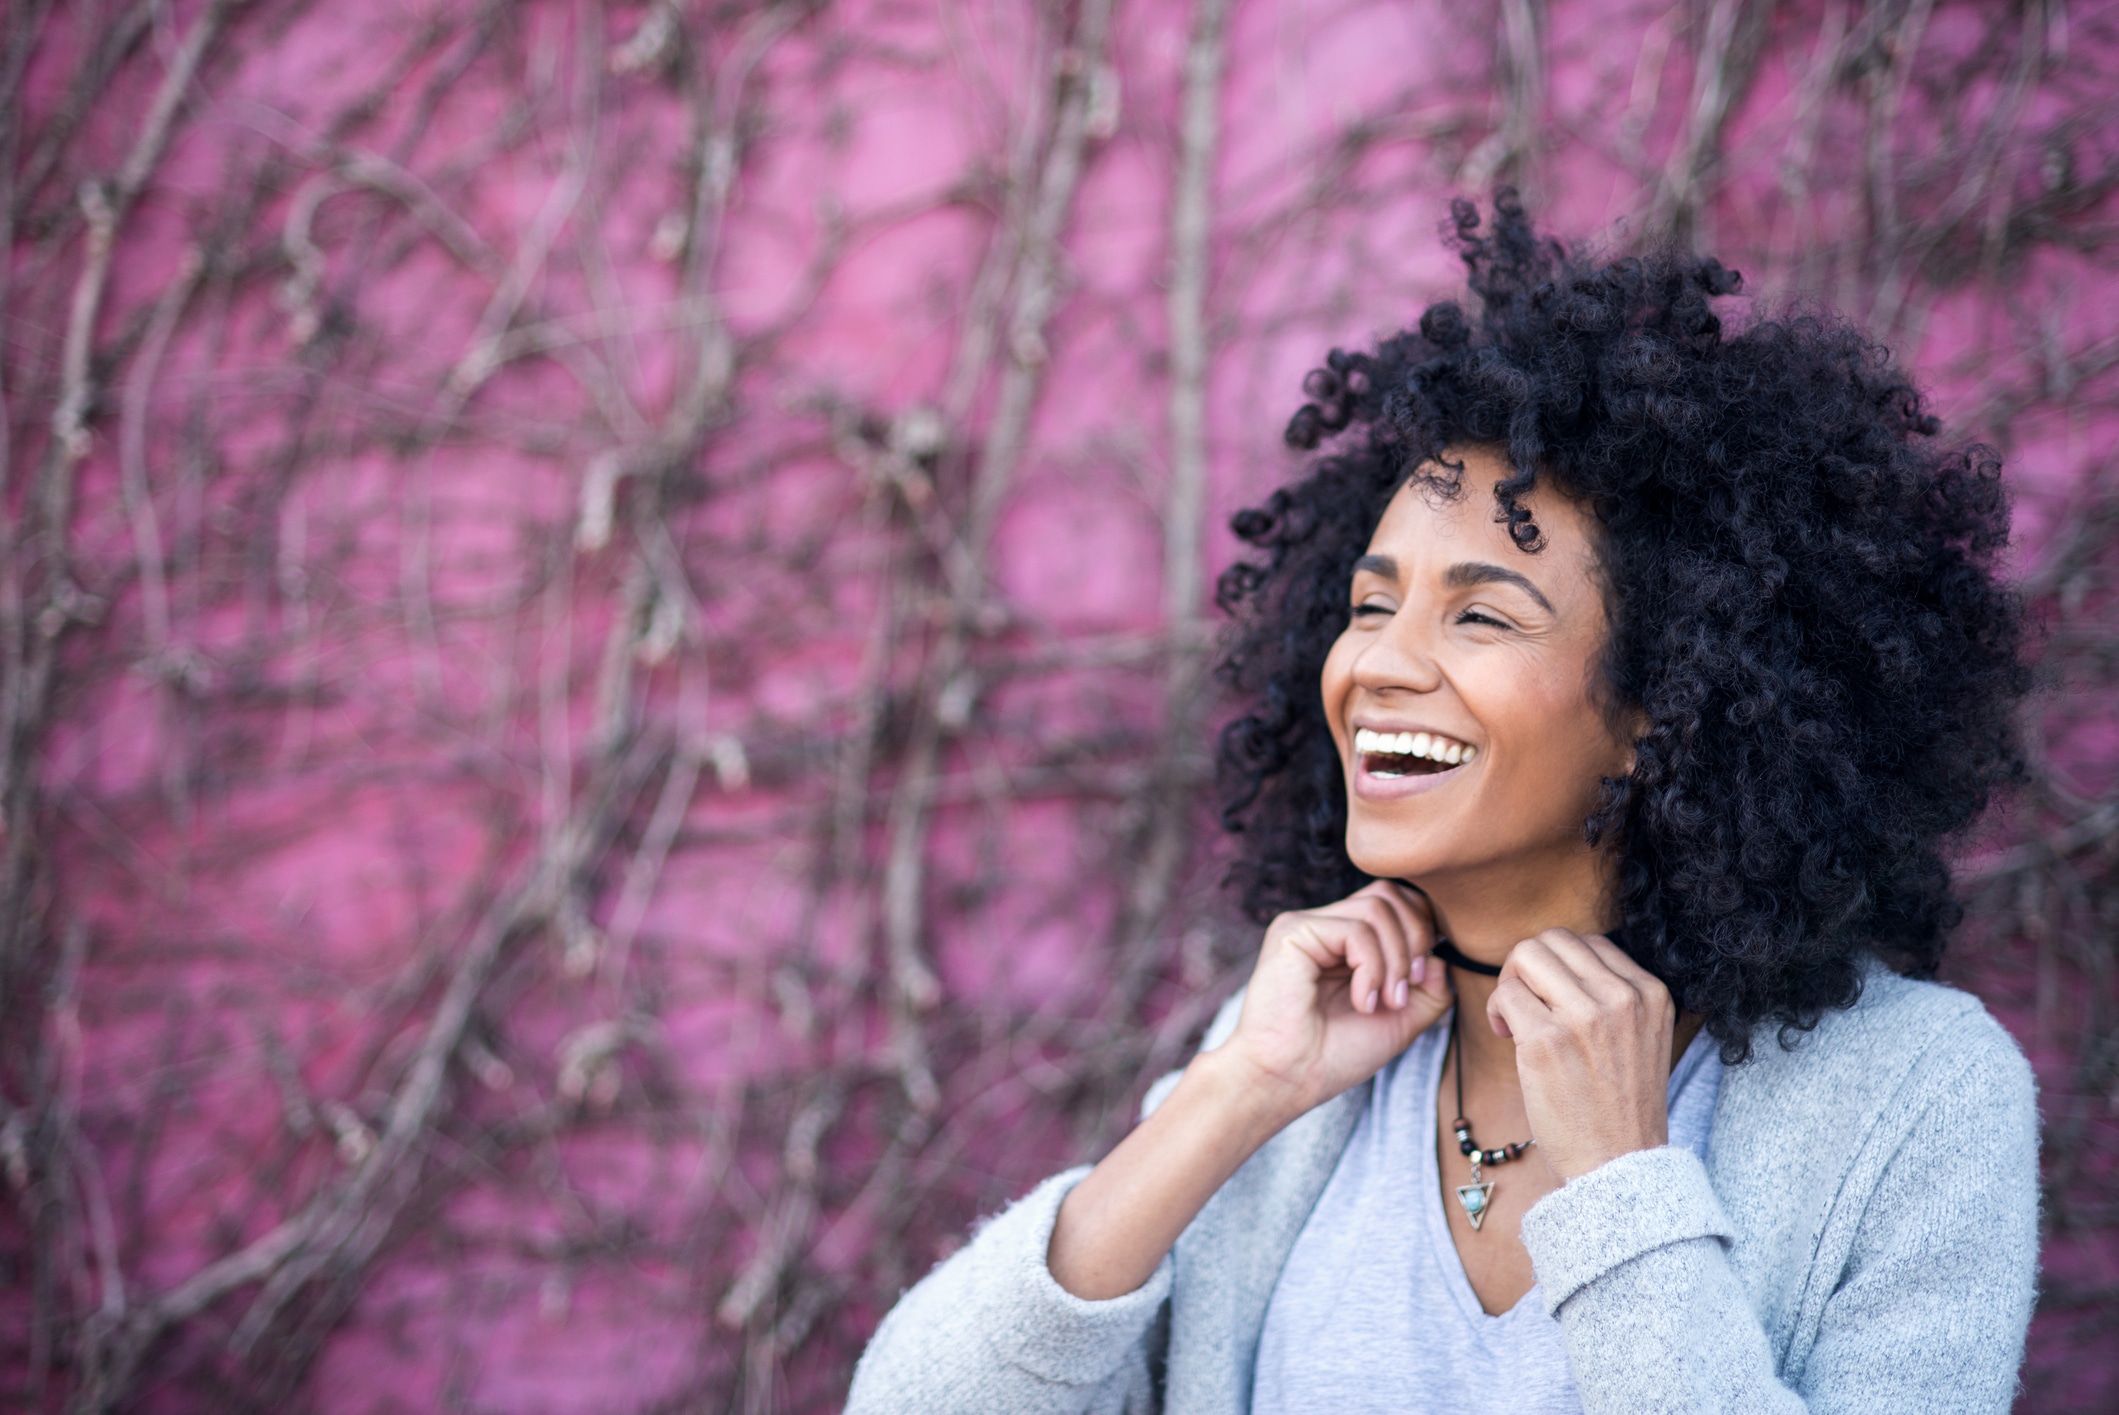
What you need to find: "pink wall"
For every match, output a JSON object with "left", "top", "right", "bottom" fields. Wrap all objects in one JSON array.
[{"left": 4, "top": 1, "right": 2115, "bottom": 1410}]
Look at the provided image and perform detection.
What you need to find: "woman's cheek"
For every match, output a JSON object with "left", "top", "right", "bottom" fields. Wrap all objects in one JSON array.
[{"left": 1319, "top": 637, "right": 1358, "bottom": 708}]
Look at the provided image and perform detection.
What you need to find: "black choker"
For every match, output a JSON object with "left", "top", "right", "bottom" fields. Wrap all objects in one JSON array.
[
  {"left": 1430, "top": 937, "right": 1501, "bottom": 976},
  {"left": 1391, "top": 881, "right": 1509, "bottom": 978},
  {"left": 1427, "top": 928, "right": 1633, "bottom": 978}
]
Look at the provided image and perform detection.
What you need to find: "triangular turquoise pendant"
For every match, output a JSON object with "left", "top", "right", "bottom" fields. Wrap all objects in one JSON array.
[{"left": 1455, "top": 1181, "right": 1495, "bottom": 1231}]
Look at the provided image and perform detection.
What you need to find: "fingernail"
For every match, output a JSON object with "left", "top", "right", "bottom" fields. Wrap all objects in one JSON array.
[
  {"left": 1411, "top": 956, "right": 1427, "bottom": 985},
  {"left": 1393, "top": 979, "right": 1410, "bottom": 1008},
  {"left": 1365, "top": 989, "right": 1380, "bottom": 1013}
]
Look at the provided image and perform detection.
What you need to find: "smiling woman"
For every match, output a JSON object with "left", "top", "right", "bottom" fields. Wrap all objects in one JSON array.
[
  {"left": 844, "top": 196, "right": 2040, "bottom": 1414},
  {"left": 1328, "top": 472, "right": 1632, "bottom": 931}
]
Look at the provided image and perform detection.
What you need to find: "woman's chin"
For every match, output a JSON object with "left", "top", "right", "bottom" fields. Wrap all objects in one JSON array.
[{"left": 1343, "top": 827, "right": 1454, "bottom": 885}]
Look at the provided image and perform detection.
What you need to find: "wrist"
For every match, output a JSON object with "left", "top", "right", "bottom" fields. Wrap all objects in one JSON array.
[
  {"left": 1546, "top": 1129, "right": 1668, "bottom": 1183},
  {"left": 1186, "top": 1045, "right": 1312, "bottom": 1143}
]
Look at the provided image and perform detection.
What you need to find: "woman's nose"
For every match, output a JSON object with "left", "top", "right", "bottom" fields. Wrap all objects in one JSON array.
[{"left": 1352, "top": 614, "right": 1442, "bottom": 693}]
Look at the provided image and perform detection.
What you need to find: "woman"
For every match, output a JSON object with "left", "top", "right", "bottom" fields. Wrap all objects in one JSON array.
[{"left": 846, "top": 195, "right": 2039, "bottom": 1413}]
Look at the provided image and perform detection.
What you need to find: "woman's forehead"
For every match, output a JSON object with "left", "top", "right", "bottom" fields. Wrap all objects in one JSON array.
[{"left": 1367, "top": 469, "right": 1599, "bottom": 574}]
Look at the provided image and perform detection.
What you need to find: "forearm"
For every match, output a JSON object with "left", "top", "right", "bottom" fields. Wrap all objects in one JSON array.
[
  {"left": 1048, "top": 1049, "right": 1295, "bottom": 1300},
  {"left": 1558, "top": 1242, "right": 1806, "bottom": 1413},
  {"left": 1525, "top": 1023, "right": 2038, "bottom": 1415},
  {"left": 1524, "top": 1147, "right": 1802, "bottom": 1414},
  {"left": 846, "top": 1167, "right": 1166, "bottom": 1415}
]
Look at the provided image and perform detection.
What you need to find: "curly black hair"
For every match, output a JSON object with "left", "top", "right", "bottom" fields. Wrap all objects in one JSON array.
[{"left": 1214, "top": 192, "right": 2030, "bottom": 1061}]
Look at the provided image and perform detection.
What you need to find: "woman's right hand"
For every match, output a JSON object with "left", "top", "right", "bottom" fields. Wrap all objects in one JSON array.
[
  {"left": 1048, "top": 880, "right": 1449, "bottom": 1301},
  {"left": 1217, "top": 879, "right": 1454, "bottom": 1121}
]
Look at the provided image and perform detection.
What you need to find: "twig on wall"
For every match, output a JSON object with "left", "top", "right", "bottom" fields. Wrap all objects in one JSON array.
[
  {"left": 1645, "top": 0, "right": 1765, "bottom": 244},
  {"left": 1461, "top": 0, "right": 1544, "bottom": 193},
  {"left": 875, "top": 0, "right": 1118, "bottom": 1109},
  {"left": 1090, "top": 0, "right": 1235, "bottom": 1085}
]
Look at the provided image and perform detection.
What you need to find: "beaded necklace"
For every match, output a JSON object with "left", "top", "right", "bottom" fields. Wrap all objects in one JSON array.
[
  {"left": 1428, "top": 926, "right": 1638, "bottom": 1230},
  {"left": 1448, "top": 1013, "right": 1534, "bottom": 1230}
]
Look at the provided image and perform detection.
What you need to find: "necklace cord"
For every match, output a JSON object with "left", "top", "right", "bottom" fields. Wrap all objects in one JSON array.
[{"left": 1450, "top": 1010, "right": 1534, "bottom": 1168}]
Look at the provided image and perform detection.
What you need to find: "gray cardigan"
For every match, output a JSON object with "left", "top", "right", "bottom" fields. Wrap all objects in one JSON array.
[{"left": 847, "top": 958, "right": 2039, "bottom": 1413}]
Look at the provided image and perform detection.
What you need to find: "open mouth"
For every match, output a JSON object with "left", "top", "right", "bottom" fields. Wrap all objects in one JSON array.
[{"left": 1354, "top": 727, "right": 1477, "bottom": 780}]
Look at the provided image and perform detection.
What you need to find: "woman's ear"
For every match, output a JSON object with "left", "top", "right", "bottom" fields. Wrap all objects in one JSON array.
[
  {"left": 1606, "top": 703, "right": 1648, "bottom": 779},
  {"left": 1622, "top": 712, "right": 1647, "bottom": 776}
]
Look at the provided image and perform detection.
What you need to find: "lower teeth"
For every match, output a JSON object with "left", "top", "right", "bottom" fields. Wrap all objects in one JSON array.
[{"left": 1368, "top": 753, "right": 1446, "bottom": 776}]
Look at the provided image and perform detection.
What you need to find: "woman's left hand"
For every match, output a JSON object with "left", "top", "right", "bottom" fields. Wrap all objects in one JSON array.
[{"left": 1485, "top": 928, "right": 1677, "bottom": 1182}]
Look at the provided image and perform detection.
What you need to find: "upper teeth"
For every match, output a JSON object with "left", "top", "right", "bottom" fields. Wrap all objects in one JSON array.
[{"left": 1354, "top": 727, "right": 1476, "bottom": 765}]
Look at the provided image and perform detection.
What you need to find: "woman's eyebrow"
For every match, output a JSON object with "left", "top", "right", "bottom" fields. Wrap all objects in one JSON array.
[
  {"left": 1352, "top": 553, "right": 1397, "bottom": 580},
  {"left": 1445, "top": 561, "right": 1555, "bottom": 614}
]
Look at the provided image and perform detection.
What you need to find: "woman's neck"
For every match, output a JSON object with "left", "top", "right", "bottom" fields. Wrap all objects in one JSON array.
[
  {"left": 1417, "top": 862, "right": 1621, "bottom": 1087},
  {"left": 1444, "top": 967, "right": 1520, "bottom": 1086},
  {"left": 1417, "top": 860, "right": 1618, "bottom": 970},
  {"left": 1418, "top": 873, "right": 1707, "bottom": 1087}
]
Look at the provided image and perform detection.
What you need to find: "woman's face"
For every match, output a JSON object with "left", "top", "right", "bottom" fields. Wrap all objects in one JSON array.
[{"left": 1321, "top": 446, "right": 1636, "bottom": 894}]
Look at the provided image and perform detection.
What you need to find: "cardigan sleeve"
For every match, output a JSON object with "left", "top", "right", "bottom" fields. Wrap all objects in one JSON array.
[
  {"left": 1784, "top": 1031, "right": 2038, "bottom": 1412},
  {"left": 843, "top": 1165, "right": 1170, "bottom": 1415},
  {"left": 846, "top": 990, "right": 1247, "bottom": 1415},
  {"left": 1520, "top": 1023, "right": 2039, "bottom": 1415}
]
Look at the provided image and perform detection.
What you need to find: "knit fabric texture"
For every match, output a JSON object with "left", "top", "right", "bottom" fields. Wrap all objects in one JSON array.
[
  {"left": 1247, "top": 1015, "right": 1721, "bottom": 1412},
  {"left": 844, "top": 958, "right": 2039, "bottom": 1414}
]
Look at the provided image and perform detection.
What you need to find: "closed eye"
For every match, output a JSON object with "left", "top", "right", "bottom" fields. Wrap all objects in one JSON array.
[
  {"left": 1456, "top": 609, "right": 1510, "bottom": 628},
  {"left": 1351, "top": 603, "right": 1393, "bottom": 618}
]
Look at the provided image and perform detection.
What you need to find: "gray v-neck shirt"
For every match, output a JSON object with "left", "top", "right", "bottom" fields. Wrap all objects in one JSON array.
[{"left": 1251, "top": 1012, "right": 1723, "bottom": 1413}]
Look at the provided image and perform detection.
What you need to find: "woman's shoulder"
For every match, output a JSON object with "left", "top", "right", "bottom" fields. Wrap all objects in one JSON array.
[
  {"left": 1797, "top": 956, "right": 2025, "bottom": 1075},
  {"left": 1705, "top": 956, "right": 2040, "bottom": 1364},
  {"left": 1721, "top": 953, "right": 2035, "bottom": 1140}
]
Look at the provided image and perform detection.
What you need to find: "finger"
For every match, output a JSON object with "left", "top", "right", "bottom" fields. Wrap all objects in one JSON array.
[
  {"left": 1279, "top": 915, "right": 1348, "bottom": 974},
  {"left": 1338, "top": 918, "right": 1389, "bottom": 1013},
  {"left": 1500, "top": 933, "right": 1618, "bottom": 1022},
  {"left": 1535, "top": 927, "right": 1630, "bottom": 979},
  {"left": 1288, "top": 916, "right": 1389, "bottom": 1012},
  {"left": 1579, "top": 932, "right": 1669, "bottom": 1003},
  {"left": 1325, "top": 888, "right": 1411, "bottom": 1009},
  {"left": 1373, "top": 882, "right": 1440, "bottom": 995},
  {"left": 1486, "top": 974, "right": 1554, "bottom": 1042},
  {"left": 1533, "top": 929, "right": 1662, "bottom": 1017},
  {"left": 1351, "top": 890, "right": 1413, "bottom": 1009}
]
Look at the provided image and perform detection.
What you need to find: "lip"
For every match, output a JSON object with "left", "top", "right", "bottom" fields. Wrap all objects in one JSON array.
[
  {"left": 1351, "top": 755, "right": 1469, "bottom": 801},
  {"left": 1345, "top": 719, "right": 1480, "bottom": 802}
]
